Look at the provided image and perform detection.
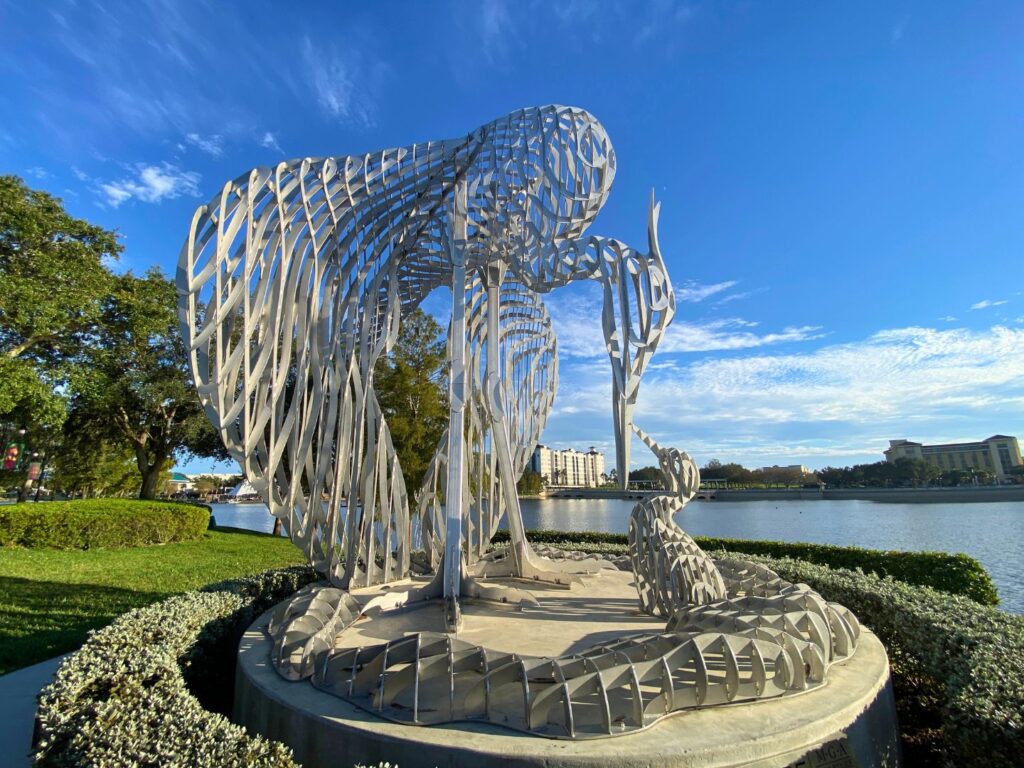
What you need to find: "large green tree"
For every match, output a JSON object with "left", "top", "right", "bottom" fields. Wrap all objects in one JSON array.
[
  {"left": 374, "top": 309, "right": 448, "bottom": 496},
  {"left": 701, "top": 459, "right": 754, "bottom": 486},
  {"left": 67, "top": 269, "right": 225, "bottom": 499},
  {"left": 51, "top": 431, "right": 140, "bottom": 499},
  {"left": 0, "top": 176, "right": 120, "bottom": 498},
  {"left": 628, "top": 466, "right": 663, "bottom": 486},
  {"left": 0, "top": 176, "right": 118, "bottom": 362}
]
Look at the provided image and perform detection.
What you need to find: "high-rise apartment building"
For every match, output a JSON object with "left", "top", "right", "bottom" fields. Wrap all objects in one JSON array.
[{"left": 529, "top": 446, "right": 605, "bottom": 487}]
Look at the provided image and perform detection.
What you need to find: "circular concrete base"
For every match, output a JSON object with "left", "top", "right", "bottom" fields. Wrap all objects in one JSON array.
[{"left": 234, "top": 577, "right": 900, "bottom": 768}]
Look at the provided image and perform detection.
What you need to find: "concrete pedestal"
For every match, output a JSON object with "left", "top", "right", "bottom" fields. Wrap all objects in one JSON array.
[{"left": 234, "top": 576, "right": 900, "bottom": 767}]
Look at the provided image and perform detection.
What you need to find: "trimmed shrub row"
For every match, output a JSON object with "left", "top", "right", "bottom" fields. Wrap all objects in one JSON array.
[
  {"left": 0, "top": 499, "right": 210, "bottom": 549},
  {"left": 731, "top": 552, "right": 1024, "bottom": 767},
  {"left": 34, "top": 567, "right": 318, "bottom": 767},
  {"left": 34, "top": 558, "right": 1022, "bottom": 767},
  {"left": 491, "top": 529, "right": 999, "bottom": 605}
]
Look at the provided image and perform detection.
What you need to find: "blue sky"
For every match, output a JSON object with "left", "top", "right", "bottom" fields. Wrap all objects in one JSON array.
[{"left": 2, "top": 0, "right": 1023, "bottom": 474}]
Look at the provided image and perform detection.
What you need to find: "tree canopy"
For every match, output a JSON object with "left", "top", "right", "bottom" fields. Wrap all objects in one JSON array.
[
  {"left": 374, "top": 308, "right": 448, "bottom": 496},
  {"left": 0, "top": 176, "right": 123, "bottom": 497},
  {"left": 0, "top": 175, "right": 118, "bottom": 367},
  {"left": 64, "top": 269, "right": 225, "bottom": 498}
]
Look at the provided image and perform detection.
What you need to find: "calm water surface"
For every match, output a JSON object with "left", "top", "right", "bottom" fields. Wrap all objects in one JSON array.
[{"left": 211, "top": 498, "right": 1024, "bottom": 614}]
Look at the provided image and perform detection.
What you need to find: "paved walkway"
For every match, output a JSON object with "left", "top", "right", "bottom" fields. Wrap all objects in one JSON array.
[{"left": 0, "top": 656, "right": 66, "bottom": 768}]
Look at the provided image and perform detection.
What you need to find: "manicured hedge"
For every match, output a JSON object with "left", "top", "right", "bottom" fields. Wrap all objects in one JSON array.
[
  {"left": 34, "top": 567, "right": 317, "bottom": 767},
  {"left": 34, "top": 560, "right": 1023, "bottom": 767},
  {"left": 491, "top": 529, "right": 999, "bottom": 605},
  {"left": 736, "top": 553, "right": 1024, "bottom": 767},
  {"left": 0, "top": 499, "right": 210, "bottom": 549},
  {"left": 694, "top": 537, "right": 999, "bottom": 606}
]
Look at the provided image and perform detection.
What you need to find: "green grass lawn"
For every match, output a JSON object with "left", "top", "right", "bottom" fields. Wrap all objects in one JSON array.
[{"left": 0, "top": 526, "right": 306, "bottom": 675}]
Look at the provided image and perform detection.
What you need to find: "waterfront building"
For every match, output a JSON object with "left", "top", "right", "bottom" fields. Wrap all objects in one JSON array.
[
  {"left": 758, "top": 464, "right": 811, "bottom": 475},
  {"left": 165, "top": 471, "right": 192, "bottom": 494},
  {"left": 885, "top": 435, "right": 1023, "bottom": 479},
  {"left": 529, "top": 445, "right": 605, "bottom": 487}
]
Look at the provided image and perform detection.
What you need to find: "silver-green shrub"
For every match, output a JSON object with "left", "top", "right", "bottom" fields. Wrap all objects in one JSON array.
[
  {"left": 34, "top": 551, "right": 1021, "bottom": 767},
  {"left": 734, "top": 553, "right": 1023, "bottom": 768},
  {"left": 539, "top": 539, "right": 1021, "bottom": 766},
  {"left": 34, "top": 566, "right": 317, "bottom": 767}
]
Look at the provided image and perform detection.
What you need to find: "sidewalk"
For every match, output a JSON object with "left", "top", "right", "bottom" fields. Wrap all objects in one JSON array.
[{"left": 0, "top": 655, "right": 66, "bottom": 768}]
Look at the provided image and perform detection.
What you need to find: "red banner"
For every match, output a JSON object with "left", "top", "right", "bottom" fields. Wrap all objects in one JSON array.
[{"left": 3, "top": 443, "right": 20, "bottom": 472}]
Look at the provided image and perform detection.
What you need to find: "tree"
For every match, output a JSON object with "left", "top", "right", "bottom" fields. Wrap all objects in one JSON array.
[
  {"left": 0, "top": 176, "right": 118, "bottom": 365},
  {"left": 51, "top": 430, "right": 140, "bottom": 498},
  {"left": 374, "top": 309, "right": 448, "bottom": 496},
  {"left": 0, "top": 176, "right": 120, "bottom": 500},
  {"left": 191, "top": 475, "right": 226, "bottom": 497},
  {"left": 940, "top": 469, "right": 972, "bottom": 487},
  {"left": 0, "top": 381, "right": 67, "bottom": 501},
  {"left": 721, "top": 463, "right": 754, "bottom": 485},
  {"left": 628, "top": 466, "right": 663, "bottom": 486},
  {"left": 911, "top": 459, "right": 940, "bottom": 487},
  {"left": 817, "top": 466, "right": 847, "bottom": 488},
  {"left": 516, "top": 470, "right": 543, "bottom": 496},
  {"left": 66, "top": 270, "right": 225, "bottom": 499},
  {"left": 972, "top": 469, "right": 994, "bottom": 485}
]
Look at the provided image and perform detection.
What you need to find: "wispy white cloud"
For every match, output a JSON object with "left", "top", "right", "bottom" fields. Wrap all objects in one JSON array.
[
  {"left": 558, "top": 325, "right": 1024, "bottom": 424},
  {"left": 551, "top": 0, "right": 601, "bottom": 26},
  {"left": 10, "top": 3, "right": 270, "bottom": 150},
  {"left": 543, "top": 0, "right": 697, "bottom": 52},
  {"left": 635, "top": 0, "right": 695, "bottom": 46},
  {"left": 676, "top": 280, "right": 737, "bottom": 302},
  {"left": 543, "top": 325, "right": 1024, "bottom": 466},
  {"left": 71, "top": 165, "right": 90, "bottom": 182},
  {"left": 300, "top": 36, "right": 383, "bottom": 126},
  {"left": 714, "top": 288, "right": 762, "bottom": 306},
  {"left": 970, "top": 299, "right": 1008, "bottom": 310},
  {"left": 891, "top": 15, "right": 910, "bottom": 44},
  {"left": 659, "top": 320, "right": 824, "bottom": 353},
  {"left": 939, "top": 315, "right": 957, "bottom": 322},
  {"left": 98, "top": 163, "right": 200, "bottom": 208},
  {"left": 185, "top": 132, "right": 224, "bottom": 157},
  {"left": 26, "top": 167, "right": 49, "bottom": 179},
  {"left": 544, "top": 285, "right": 821, "bottom": 357},
  {"left": 477, "top": 0, "right": 515, "bottom": 63},
  {"left": 259, "top": 131, "right": 282, "bottom": 153},
  {"left": 447, "top": 0, "right": 519, "bottom": 78}
]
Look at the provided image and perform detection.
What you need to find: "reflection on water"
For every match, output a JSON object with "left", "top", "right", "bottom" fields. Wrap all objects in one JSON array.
[
  {"left": 211, "top": 498, "right": 1024, "bottom": 614},
  {"left": 211, "top": 503, "right": 279, "bottom": 534}
]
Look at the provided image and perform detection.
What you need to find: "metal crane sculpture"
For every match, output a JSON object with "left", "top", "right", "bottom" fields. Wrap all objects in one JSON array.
[{"left": 178, "top": 105, "right": 860, "bottom": 739}]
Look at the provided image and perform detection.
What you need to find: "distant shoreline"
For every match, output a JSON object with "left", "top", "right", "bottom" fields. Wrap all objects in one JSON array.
[{"left": 536, "top": 486, "right": 1024, "bottom": 504}]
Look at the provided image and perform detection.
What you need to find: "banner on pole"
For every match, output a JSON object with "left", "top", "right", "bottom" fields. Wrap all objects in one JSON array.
[{"left": 3, "top": 443, "right": 20, "bottom": 472}]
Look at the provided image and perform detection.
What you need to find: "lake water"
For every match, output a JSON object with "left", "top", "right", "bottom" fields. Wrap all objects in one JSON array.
[{"left": 210, "top": 498, "right": 1024, "bottom": 614}]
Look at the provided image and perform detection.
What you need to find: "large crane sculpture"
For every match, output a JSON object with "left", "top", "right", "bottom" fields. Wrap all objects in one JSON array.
[{"left": 178, "top": 105, "right": 860, "bottom": 739}]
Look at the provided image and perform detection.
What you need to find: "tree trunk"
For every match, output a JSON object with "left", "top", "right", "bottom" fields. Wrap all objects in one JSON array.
[
  {"left": 272, "top": 517, "right": 283, "bottom": 537},
  {"left": 16, "top": 476, "right": 33, "bottom": 503},
  {"left": 132, "top": 439, "right": 168, "bottom": 500},
  {"left": 139, "top": 466, "right": 162, "bottom": 499}
]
